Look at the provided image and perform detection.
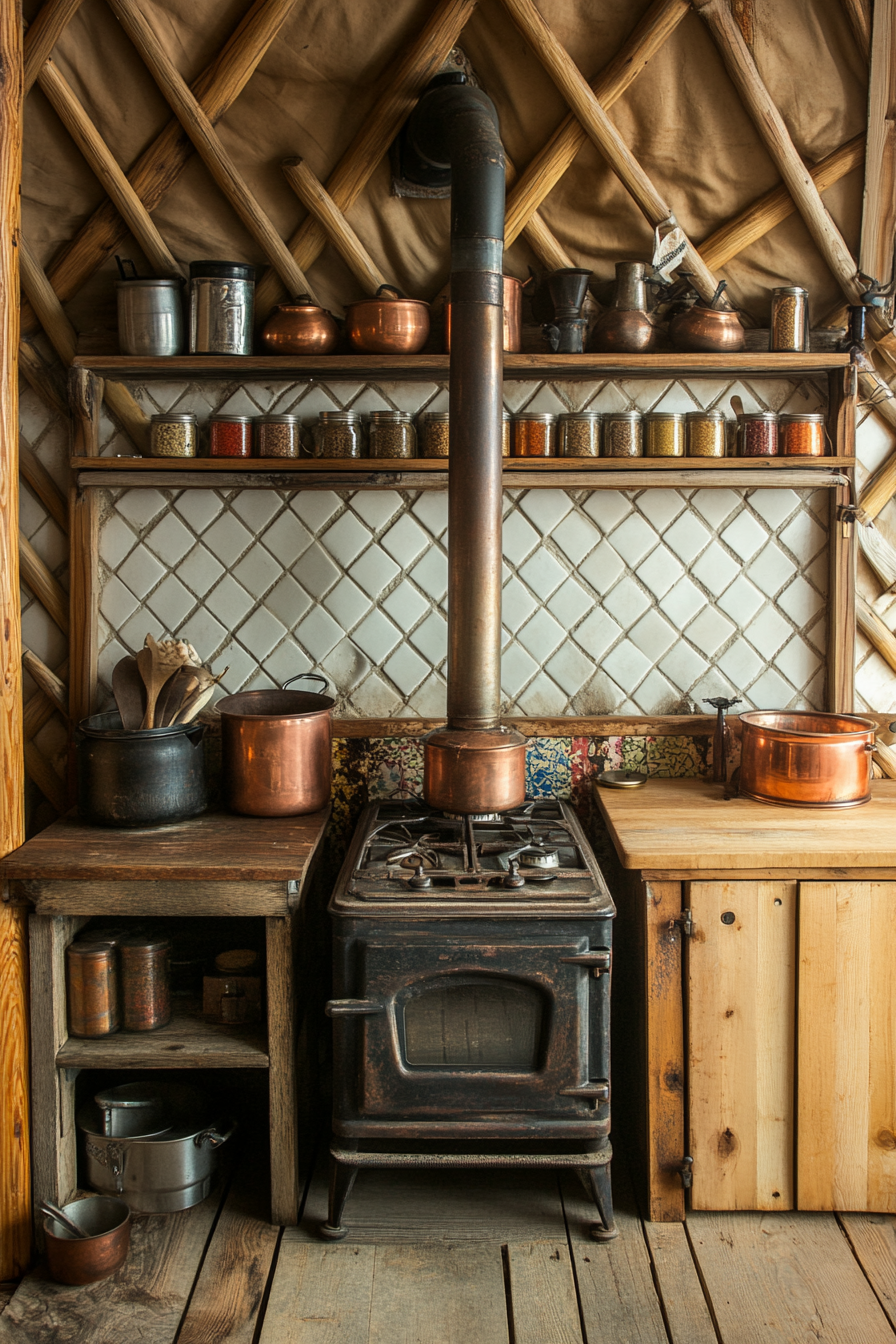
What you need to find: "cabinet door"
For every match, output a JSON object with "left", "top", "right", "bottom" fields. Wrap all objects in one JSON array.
[
  {"left": 798, "top": 882, "right": 896, "bottom": 1212},
  {"left": 687, "top": 881, "right": 797, "bottom": 1210}
]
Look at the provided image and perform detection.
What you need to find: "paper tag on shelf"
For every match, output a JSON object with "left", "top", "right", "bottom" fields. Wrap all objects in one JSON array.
[{"left": 652, "top": 223, "right": 687, "bottom": 281}]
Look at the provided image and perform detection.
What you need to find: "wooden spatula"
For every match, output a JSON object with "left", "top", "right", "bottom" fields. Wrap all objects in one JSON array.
[{"left": 112, "top": 655, "right": 146, "bottom": 730}]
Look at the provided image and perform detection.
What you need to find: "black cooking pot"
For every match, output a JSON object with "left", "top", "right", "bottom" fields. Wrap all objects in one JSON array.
[{"left": 77, "top": 712, "right": 207, "bottom": 828}]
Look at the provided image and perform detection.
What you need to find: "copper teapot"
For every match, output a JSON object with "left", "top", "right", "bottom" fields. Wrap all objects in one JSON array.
[
  {"left": 590, "top": 262, "right": 661, "bottom": 355},
  {"left": 669, "top": 279, "right": 745, "bottom": 353},
  {"left": 260, "top": 296, "right": 339, "bottom": 355}
]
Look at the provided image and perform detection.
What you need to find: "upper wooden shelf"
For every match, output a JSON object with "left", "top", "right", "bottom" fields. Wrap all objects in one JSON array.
[
  {"left": 72, "top": 454, "right": 856, "bottom": 474},
  {"left": 73, "top": 352, "right": 852, "bottom": 380}
]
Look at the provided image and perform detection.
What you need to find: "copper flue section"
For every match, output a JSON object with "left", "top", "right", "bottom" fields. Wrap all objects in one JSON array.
[{"left": 423, "top": 726, "right": 527, "bottom": 815}]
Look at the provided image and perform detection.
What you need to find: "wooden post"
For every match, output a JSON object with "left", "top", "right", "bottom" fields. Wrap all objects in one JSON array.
[
  {"left": 859, "top": 0, "right": 896, "bottom": 289},
  {"left": 68, "top": 366, "right": 103, "bottom": 457},
  {"left": 0, "top": 0, "right": 29, "bottom": 1281},
  {"left": 830, "top": 477, "right": 857, "bottom": 712},
  {"left": 69, "top": 486, "right": 99, "bottom": 726}
]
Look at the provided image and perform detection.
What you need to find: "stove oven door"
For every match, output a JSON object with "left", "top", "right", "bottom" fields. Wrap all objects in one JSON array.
[{"left": 329, "top": 935, "right": 610, "bottom": 1135}]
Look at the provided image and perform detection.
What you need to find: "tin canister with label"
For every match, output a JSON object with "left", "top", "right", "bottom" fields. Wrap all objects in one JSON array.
[
  {"left": 189, "top": 261, "right": 255, "bottom": 355},
  {"left": 67, "top": 941, "right": 121, "bottom": 1038},
  {"left": 120, "top": 935, "right": 171, "bottom": 1031}
]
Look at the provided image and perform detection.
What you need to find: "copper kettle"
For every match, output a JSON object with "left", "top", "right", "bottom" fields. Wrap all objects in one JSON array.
[
  {"left": 259, "top": 296, "right": 340, "bottom": 355},
  {"left": 590, "top": 262, "right": 660, "bottom": 354},
  {"left": 670, "top": 279, "right": 745, "bottom": 353}
]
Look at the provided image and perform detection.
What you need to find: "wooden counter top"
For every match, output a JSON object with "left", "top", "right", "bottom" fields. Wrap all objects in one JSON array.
[
  {"left": 594, "top": 777, "right": 896, "bottom": 873},
  {"left": 0, "top": 808, "right": 330, "bottom": 882}
]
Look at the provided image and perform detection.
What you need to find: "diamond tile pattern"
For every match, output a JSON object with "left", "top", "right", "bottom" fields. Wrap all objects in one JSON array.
[{"left": 82, "top": 377, "right": 832, "bottom": 717}]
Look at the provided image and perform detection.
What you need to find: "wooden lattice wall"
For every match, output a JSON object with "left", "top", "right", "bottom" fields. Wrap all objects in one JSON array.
[{"left": 3, "top": 0, "right": 896, "bottom": 1276}]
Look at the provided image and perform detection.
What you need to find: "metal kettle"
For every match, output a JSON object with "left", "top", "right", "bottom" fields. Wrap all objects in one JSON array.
[{"left": 590, "top": 262, "right": 660, "bottom": 354}]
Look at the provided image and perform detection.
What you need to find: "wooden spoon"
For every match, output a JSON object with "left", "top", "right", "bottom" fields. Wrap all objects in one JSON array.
[
  {"left": 136, "top": 642, "right": 173, "bottom": 730},
  {"left": 154, "top": 665, "right": 199, "bottom": 728},
  {"left": 112, "top": 655, "right": 146, "bottom": 730}
]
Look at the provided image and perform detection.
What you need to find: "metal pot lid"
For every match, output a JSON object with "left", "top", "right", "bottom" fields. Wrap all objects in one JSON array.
[
  {"left": 596, "top": 769, "right": 648, "bottom": 789},
  {"left": 189, "top": 260, "right": 255, "bottom": 282}
]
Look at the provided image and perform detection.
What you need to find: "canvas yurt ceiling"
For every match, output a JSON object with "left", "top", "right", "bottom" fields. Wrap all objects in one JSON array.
[{"left": 20, "top": 0, "right": 871, "bottom": 345}]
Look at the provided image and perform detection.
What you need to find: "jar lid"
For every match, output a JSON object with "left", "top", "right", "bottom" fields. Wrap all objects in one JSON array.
[
  {"left": 66, "top": 941, "right": 116, "bottom": 959},
  {"left": 644, "top": 412, "right": 685, "bottom": 422},
  {"left": 116, "top": 277, "right": 183, "bottom": 288},
  {"left": 739, "top": 411, "right": 777, "bottom": 422},
  {"left": 369, "top": 410, "right": 412, "bottom": 421},
  {"left": 210, "top": 414, "right": 253, "bottom": 424},
  {"left": 558, "top": 411, "right": 600, "bottom": 421},
  {"left": 151, "top": 413, "right": 197, "bottom": 424},
  {"left": 190, "top": 260, "right": 255, "bottom": 282},
  {"left": 119, "top": 934, "right": 171, "bottom": 953},
  {"left": 685, "top": 410, "right": 726, "bottom": 421},
  {"left": 604, "top": 411, "right": 642, "bottom": 422},
  {"left": 423, "top": 411, "right": 450, "bottom": 422},
  {"left": 319, "top": 411, "right": 361, "bottom": 422},
  {"left": 514, "top": 412, "right": 556, "bottom": 422},
  {"left": 260, "top": 414, "right": 300, "bottom": 424},
  {"left": 772, "top": 286, "right": 808, "bottom": 297},
  {"left": 779, "top": 412, "right": 825, "bottom": 423}
]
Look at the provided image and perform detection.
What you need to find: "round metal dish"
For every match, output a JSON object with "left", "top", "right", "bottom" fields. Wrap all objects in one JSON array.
[{"left": 596, "top": 770, "right": 648, "bottom": 789}]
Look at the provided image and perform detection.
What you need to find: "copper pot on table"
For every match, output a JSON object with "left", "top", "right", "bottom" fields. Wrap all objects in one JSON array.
[
  {"left": 217, "top": 673, "right": 333, "bottom": 817},
  {"left": 738, "top": 711, "right": 876, "bottom": 808},
  {"left": 345, "top": 284, "right": 430, "bottom": 354},
  {"left": 259, "top": 296, "right": 339, "bottom": 354}
]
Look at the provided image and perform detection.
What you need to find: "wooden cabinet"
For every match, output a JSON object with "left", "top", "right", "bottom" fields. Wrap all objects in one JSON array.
[
  {"left": 0, "top": 809, "right": 330, "bottom": 1229},
  {"left": 596, "top": 778, "right": 896, "bottom": 1221}
]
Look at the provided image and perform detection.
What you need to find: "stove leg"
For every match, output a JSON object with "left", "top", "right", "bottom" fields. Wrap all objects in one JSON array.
[
  {"left": 584, "top": 1163, "right": 618, "bottom": 1242},
  {"left": 319, "top": 1156, "right": 359, "bottom": 1241}
]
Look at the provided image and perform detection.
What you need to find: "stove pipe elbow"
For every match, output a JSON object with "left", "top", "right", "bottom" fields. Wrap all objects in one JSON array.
[{"left": 407, "top": 85, "right": 506, "bottom": 732}]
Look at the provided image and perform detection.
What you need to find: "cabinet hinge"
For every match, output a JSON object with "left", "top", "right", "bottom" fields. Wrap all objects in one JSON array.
[
  {"left": 668, "top": 909, "right": 693, "bottom": 938},
  {"left": 678, "top": 1155, "right": 694, "bottom": 1189}
]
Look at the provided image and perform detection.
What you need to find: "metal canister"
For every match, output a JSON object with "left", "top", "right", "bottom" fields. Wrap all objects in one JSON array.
[
  {"left": 189, "top": 261, "right": 255, "bottom": 355},
  {"left": 770, "top": 286, "right": 809, "bottom": 352},
  {"left": 644, "top": 412, "right": 684, "bottom": 457},
  {"left": 117, "top": 278, "right": 184, "bottom": 357},
  {"left": 120, "top": 935, "right": 171, "bottom": 1031},
  {"left": 66, "top": 941, "right": 120, "bottom": 1038}
]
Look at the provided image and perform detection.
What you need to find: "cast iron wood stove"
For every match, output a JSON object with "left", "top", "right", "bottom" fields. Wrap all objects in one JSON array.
[{"left": 322, "top": 798, "right": 617, "bottom": 1240}]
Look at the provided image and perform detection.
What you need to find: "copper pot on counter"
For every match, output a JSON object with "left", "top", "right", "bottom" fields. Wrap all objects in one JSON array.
[
  {"left": 345, "top": 284, "right": 430, "bottom": 354},
  {"left": 738, "top": 711, "right": 876, "bottom": 808},
  {"left": 259, "top": 296, "right": 340, "bottom": 354},
  {"left": 217, "top": 673, "right": 333, "bottom": 817}
]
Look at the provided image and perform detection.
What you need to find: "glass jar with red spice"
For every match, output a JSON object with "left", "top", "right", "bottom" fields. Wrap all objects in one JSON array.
[
  {"left": 737, "top": 411, "right": 778, "bottom": 457},
  {"left": 779, "top": 412, "right": 826, "bottom": 457},
  {"left": 209, "top": 414, "right": 253, "bottom": 458}
]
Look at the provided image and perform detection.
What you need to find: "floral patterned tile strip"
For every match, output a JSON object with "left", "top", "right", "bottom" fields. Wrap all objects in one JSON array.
[
  {"left": 525, "top": 737, "right": 572, "bottom": 799},
  {"left": 646, "top": 735, "right": 710, "bottom": 778},
  {"left": 364, "top": 736, "right": 425, "bottom": 800}
]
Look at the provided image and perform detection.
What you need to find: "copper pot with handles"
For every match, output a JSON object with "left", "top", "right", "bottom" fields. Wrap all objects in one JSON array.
[
  {"left": 737, "top": 711, "right": 876, "bottom": 808},
  {"left": 259, "top": 295, "right": 340, "bottom": 354},
  {"left": 344, "top": 284, "right": 430, "bottom": 354},
  {"left": 217, "top": 673, "right": 333, "bottom": 817}
]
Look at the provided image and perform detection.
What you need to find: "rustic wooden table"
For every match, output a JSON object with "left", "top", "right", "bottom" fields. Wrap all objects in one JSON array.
[
  {"left": 0, "top": 808, "right": 329, "bottom": 1228},
  {"left": 594, "top": 777, "right": 896, "bottom": 1222}
]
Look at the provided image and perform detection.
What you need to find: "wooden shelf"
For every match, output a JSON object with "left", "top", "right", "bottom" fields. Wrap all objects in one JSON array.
[
  {"left": 73, "top": 454, "right": 855, "bottom": 474},
  {"left": 56, "top": 999, "right": 269, "bottom": 1070},
  {"left": 73, "top": 352, "right": 851, "bottom": 380}
]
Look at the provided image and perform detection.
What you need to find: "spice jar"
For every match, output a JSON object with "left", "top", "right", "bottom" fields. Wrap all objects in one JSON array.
[
  {"left": 150, "top": 412, "right": 197, "bottom": 458},
  {"left": 312, "top": 411, "right": 364, "bottom": 459},
  {"left": 603, "top": 411, "right": 642, "bottom": 458},
  {"left": 685, "top": 410, "right": 727, "bottom": 458},
  {"left": 189, "top": 261, "right": 255, "bottom": 355},
  {"left": 66, "top": 941, "right": 120, "bottom": 1038},
  {"left": 368, "top": 410, "right": 416, "bottom": 459},
  {"left": 738, "top": 411, "right": 778, "bottom": 457},
  {"left": 209, "top": 414, "right": 252, "bottom": 458},
  {"left": 558, "top": 412, "right": 600, "bottom": 457},
  {"left": 120, "top": 934, "right": 171, "bottom": 1032},
  {"left": 644, "top": 412, "right": 684, "bottom": 457},
  {"left": 779, "top": 412, "right": 826, "bottom": 457},
  {"left": 257, "top": 414, "right": 301, "bottom": 458},
  {"left": 420, "top": 411, "right": 450, "bottom": 458},
  {"left": 502, "top": 411, "right": 511, "bottom": 457},
  {"left": 770, "top": 286, "right": 809, "bottom": 352},
  {"left": 513, "top": 412, "right": 556, "bottom": 457}
]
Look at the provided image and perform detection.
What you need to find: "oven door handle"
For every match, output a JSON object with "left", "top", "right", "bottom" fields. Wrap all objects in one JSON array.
[
  {"left": 559, "top": 950, "right": 611, "bottom": 976},
  {"left": 558, "top": 1081, "right": 610, "bottom": 1102},
  {"left": 325, "top": 999, "right": 386, "bottom": 1017}
]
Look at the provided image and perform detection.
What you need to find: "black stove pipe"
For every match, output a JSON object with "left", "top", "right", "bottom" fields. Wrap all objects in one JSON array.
[{"left": 406, "top": 83, "right": 505, "bottom": 731}]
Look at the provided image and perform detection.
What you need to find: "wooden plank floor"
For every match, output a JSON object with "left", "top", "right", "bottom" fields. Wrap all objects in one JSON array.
[{"left": 4, "top": 1148, "right": 896, "bottom": 1344}]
